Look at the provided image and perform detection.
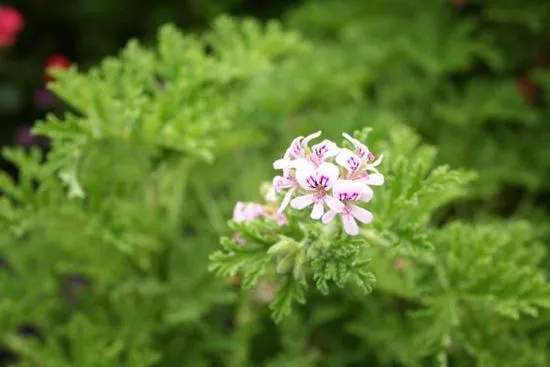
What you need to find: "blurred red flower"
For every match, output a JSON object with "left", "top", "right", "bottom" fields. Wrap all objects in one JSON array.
[
  {"left": 516, "top": 76, "right": 538, "bottom": 104},
  {"left": 45, "top": 54, "right": 71, "bottom": 81},
  {"left": 0, "top": 6, "right": 24, "bottom": 47}
]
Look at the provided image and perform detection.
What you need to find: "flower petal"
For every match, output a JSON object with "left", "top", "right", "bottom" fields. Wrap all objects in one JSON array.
[
  {"left": 302, "top": 130, "right": 322, "bottom": 148},
  {"left": 290, "top": 193, "right": 315, "bottom": 209},
  {"left": 342, "top": 132, "right": 371, "bottom": 162},
  {"left": 365, "top": 172, "right": 384, "bottom": 186},
  {"left": 273, "top": 156, "right": 294, "bottom": 177},
  {"left": 288, "top": 136, "right": 305, "bottom": 159},
  {"left": 246, "top": 203, "right": 265, "bottom": 220},
  {"left": 278, "top": 188, "right": 296, "bottom": 213},
  {"left": 315, "top": 162, "right": 340, "bottom": 189},
  {"left": 322, "top": 210, "right": 337, "bottom": 224},
  {"left": 233, "top": 202, "right": 265, "bottom": 222},
  {"left": 311, "top": 139, "right": 340, "bottom": 162},
  {"left": 273, "top": 175, "right": 296, "bottom": 192},
  {"left": 294, "top": 160, "right": 317, "bottom": 190},
  {"left": 335, "top": 148, "right": 361, "bottom": 175},
  {"left": 350, "top": 204, "right": 373, "bottom": 224},
  {"left": 368, "top": 154, "right": 384, "bottom": 168},
  {"left": 273, "top": 158, "right": 288, "bottom": 170},
  {"left": 361, "top": 185, "right": 374, "bottom": 202},
  {"left": 341, "top": 214, "right": 359, "bottom": 236},
  {"left": 311, "top": 202, "right": 324, "bottom": 219},
  {"left": 324, "top": 195, "right": 345, "bottom": 212},
  {"left": 332, "top": 179, "right": 363, "bottom": 202},
  {"left": 233, "top": 202, "right": 245, "bottom": 222}
]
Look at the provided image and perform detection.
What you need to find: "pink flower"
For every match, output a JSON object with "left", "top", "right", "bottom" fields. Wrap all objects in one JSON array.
[
  {"left": 0, "top": 7, "right": 24, "bottom": 48},
  {"left": 356, "top": 155, "right": 384, "bottom": 186},
  {"left": 264, "top": 130, "right": 384, "bottom": 236},
  {"left": 233, "top": 202, "right": 265, "bottom": 222},
  {"left": 290, "top": 160, "right": 344, "bottom": 219},
  {"left": 342, "top": 132, "right": 376, "bottom": 163},
  {"left": 322, "top": 180, "right": 373, "bottom": 236},
  {"left": 273, "top": 131, "right": 341, "bottom": 174},
  {"left": 336, "top": 148, "right": 384, "bottom": 186},
  {"left": 272, "top": 132, "right": 343, "bottom": 213},
  {"left": 232, "top": 201, "right": 288, "bottom": 226},
  {"left": 309, "top": 139, "right": 341, "bottom": 165},
  {"left": 270, "top": 211, "right": 288, "bottom": 226},
  {"left": 230, "top": 201, "right": 287, "bottom": 244},
  {"left": 273, "top": 131, "right": 322, "bottom": 177}
]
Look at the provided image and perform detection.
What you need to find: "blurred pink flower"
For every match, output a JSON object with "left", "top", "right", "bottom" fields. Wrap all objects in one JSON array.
[
  {"left": 233, "top": 202, "right": 265, "bottom": 222},
  {"left": 0, "top": 6, "right": 24, "bottom": 47}
]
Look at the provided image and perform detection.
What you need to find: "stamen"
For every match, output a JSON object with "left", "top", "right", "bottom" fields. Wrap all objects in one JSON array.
[{"left": 306, "top": 176, "right": 318, "bottom": 189}]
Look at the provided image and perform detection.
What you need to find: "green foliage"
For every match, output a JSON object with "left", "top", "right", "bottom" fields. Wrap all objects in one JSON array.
[
  {"left": 209, "top": 127, "right": 476, "bottom": 323},
  {"left": 0, "top": 16, "right": 311, "bottom": 366},
  {"left": 2, "top": 1, "right": 550, "bottom": 366}
]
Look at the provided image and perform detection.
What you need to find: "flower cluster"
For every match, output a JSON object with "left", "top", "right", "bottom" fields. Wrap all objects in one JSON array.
[
  {"left": 231, "top": 190, "right": 288, "bottom": 244},
  {"left": 0, "top": 6, "right": 23, "bottom": 48},
  {"left": 271, "top": 131, "right": 383, "bottom": 236},
  {"left": 232, "top": 201, "right": 288, "bottom": 226}
]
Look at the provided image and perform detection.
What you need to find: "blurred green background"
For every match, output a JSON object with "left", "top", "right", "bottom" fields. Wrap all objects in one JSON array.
[
  {"left": 2, "top": 0, "right": 550, "bottom": 365},
  {"left": 0, "top": 0, "right": 299, "bottom": 164}
]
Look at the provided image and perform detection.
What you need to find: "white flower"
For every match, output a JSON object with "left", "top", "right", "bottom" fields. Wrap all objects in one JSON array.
[
  {"left": 322, "top": 180, "right": 373, "bottom": 236},
  {"left": 268, "top": 130, "right": 384, "bottom": 236},
  {"left": 272, "top": 175, "right": 299, "bottom": 213},
  {"left": 342, "top": 132, "right": 375, "bottom": 162},
  {"left": 290, "top": 160, "right": 344, "bottom": 219},
  {"left": 310, "top": 139, "right": 341, "bottom": 165},
  {"left": 335, "top": 148, "right": 384, "bottom": 186},
  {"left": 273, "top": 131, "right": 322, "bottom": 177}
]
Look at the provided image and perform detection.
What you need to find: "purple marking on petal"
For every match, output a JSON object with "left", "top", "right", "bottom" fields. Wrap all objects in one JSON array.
[
  {"left": 347, "top": 156, "right": 360, "bottom": 172},
  {"left": 338, "top": 190, "right": 360, "bottom": 201},
  {"left": 289, "top": 137, "right": 304, "bottom": 158},
  {"left": 357, "top": 147, "right": 368, "bottom": 160},
  {"left": 315, "top": 144, "right": 328, "bottom": 158},
  {"left": 319, "top": 175, "right": 329, "bottom": 188},
  {"left": 306, "top": 176, "right": 318, "bottom": 189}
]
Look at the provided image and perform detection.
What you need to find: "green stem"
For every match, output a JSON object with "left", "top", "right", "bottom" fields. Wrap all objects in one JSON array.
[
  {"left": 155, "top": 156, "right": 193, "bottom": 282},
  {"left": 193, "top": 179, "right": 226, "bottom": 234},
  {"left": 229, "top": 290, "right": 255, "bottom": 367},
  {"left": 436, "top": 335, "right": 451, "bottom": 367},
  {"left": 436, "top": 350, "right": 448, "bottom": 367}
]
